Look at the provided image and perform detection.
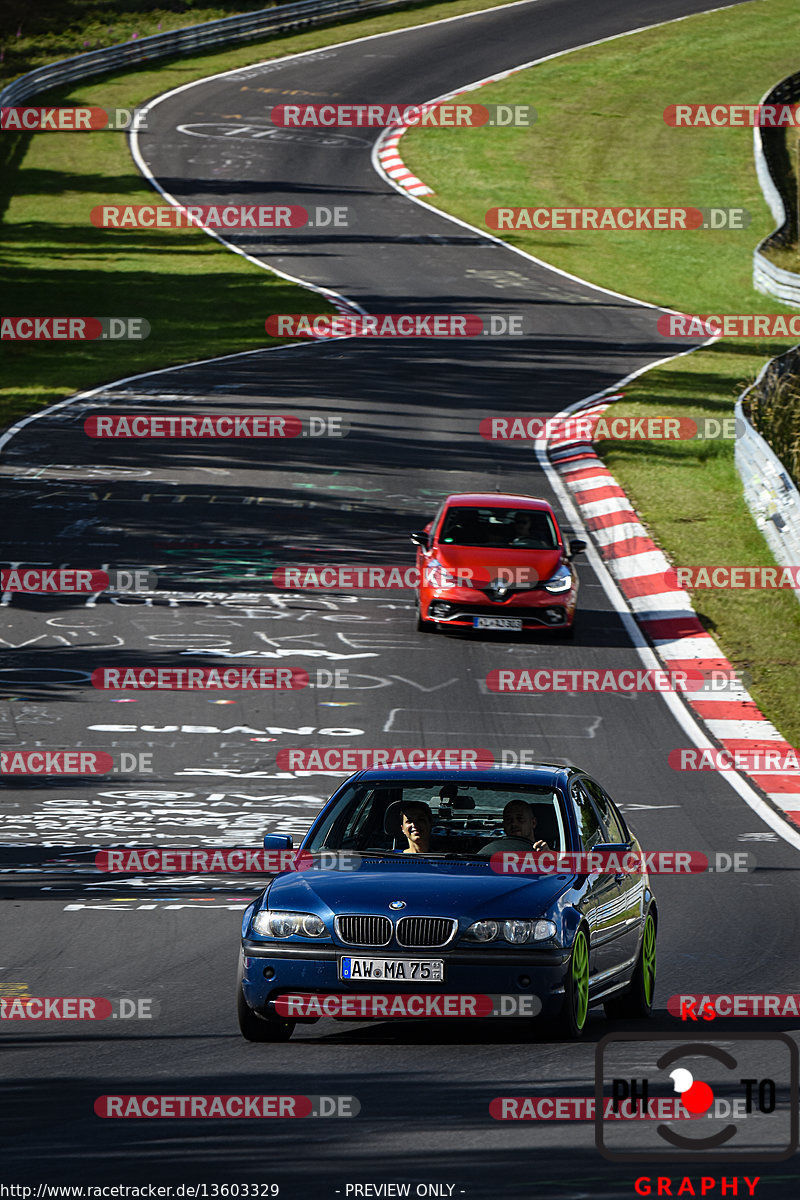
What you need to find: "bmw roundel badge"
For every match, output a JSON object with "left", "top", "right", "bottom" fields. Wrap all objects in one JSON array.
[{"left": 388, "top": 900, "right": 406, "bottom": 910}]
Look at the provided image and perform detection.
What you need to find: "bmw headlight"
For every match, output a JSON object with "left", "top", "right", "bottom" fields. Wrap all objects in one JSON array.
[
  {"left": 464, "top": 919, "right": 499, "bottom": 942},
  {"left": 252, "top": 910, "right": 328, "bottom": 939},
  {"left": 503, "top": 919, "right": 534, "bottom": 944},
  {"left": 543, "top": 566, "right": 573, "bottom": 594},
  {"left": 465, "top": 918, "right": 557, "bottom": 943}
]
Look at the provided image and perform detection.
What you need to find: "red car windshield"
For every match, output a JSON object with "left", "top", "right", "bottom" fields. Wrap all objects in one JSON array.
[{"left": 438, "top": 506, "right": 559, "bottom": 549}]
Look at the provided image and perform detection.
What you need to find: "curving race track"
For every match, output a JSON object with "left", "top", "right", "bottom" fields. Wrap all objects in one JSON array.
[{"left": 3, "top": 0, "right": 800, "bottom": 1195}]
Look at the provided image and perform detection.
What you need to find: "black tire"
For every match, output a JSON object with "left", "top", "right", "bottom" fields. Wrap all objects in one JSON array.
[
  {"left": 550, "top": 926, "right": 590, "bottom": 1039},
  {"left": 603, "top": 910, "right": 657, "bottom": 1020},
  {"left": 415, "top": 603, "right": 436, "bottom": 632},
  {"left": 236, "top": 955, "right": 295, "bottom": 1042}
]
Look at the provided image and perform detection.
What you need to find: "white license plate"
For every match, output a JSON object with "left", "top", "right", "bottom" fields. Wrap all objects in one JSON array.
[
  {"left": 339, "top": 957, "right": 444, "bottom": 982},
  {"left": 473, "top": 616, "right": 523, "bottom": 630}
]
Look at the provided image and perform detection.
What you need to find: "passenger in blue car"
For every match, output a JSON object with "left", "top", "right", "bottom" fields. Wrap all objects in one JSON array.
[{"left": 399, "top": 801, "right": 433, "bottom": 854}]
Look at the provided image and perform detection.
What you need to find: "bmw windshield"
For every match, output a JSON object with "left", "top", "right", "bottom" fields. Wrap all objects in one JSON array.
[{"left": 304, "top": 779, "right": 570, "bottom": 859}]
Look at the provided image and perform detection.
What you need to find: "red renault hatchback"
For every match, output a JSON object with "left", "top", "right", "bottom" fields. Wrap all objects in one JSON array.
[{"left": 411, "top": 492, "right": 585, "bottom": 635}]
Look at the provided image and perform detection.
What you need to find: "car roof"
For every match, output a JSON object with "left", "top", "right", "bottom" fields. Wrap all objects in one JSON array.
[
  {"left": 347, "top": 765, "right": 577, "bottom": 788},
  {"left": 442, "top": 493, "right": 555, "bottom": 511}
]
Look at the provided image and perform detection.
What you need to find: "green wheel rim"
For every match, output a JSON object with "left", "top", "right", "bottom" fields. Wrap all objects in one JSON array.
[
  {"left": 572, "top": 930, "right": 589, "bottom": 1028},
  {"left": 642, "top": 915, "right": 657, "bottom": 1006}
]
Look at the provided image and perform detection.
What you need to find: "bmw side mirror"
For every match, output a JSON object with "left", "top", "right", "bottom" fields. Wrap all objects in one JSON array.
[
  {"left": 569, "top": 539, "right": 586, "bottom": 557},
  {"left": 263, "top": 833, "right": 293, "bottom": 850}
]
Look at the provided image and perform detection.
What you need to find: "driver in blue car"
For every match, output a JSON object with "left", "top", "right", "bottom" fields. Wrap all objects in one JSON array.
[{"left": 479, "top": 799, "right": 551, "bottom": 855}]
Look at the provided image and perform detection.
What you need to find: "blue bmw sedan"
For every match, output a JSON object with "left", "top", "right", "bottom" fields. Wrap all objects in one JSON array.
[{"left": 237, "top": 766, "right": 657, "bottom": 1041}]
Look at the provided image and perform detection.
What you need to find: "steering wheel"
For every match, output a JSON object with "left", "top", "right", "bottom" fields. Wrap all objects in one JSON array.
[{"left": 477, "top": 836, "right": 535, "bottom": 856}]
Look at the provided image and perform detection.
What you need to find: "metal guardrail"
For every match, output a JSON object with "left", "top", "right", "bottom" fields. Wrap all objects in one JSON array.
[
  {"left": 0, "top": 0, "right": 412, "bottom": 107},
  {"left": 753, "top": 70, "right": 800, "bottom": 308},
  {"left": 735, "top": 349, "right": 800, "bottom": 604}
]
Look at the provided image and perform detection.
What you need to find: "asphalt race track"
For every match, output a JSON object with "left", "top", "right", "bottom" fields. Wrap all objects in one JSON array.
[{"left": 3, "top": 0, "right": 799, "bottom": 1195}]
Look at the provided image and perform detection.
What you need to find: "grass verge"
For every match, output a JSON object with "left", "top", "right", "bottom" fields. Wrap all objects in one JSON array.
[
  {"left": 402, "top": 0, "right": 800, "bottom": 744},
  {"left": 0, "top": 0, "right": 520, "bottom": 429}
]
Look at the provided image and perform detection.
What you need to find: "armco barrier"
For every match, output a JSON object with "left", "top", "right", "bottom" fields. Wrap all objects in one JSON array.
[
  {"left": 753, "top": 70, "right": 800, "bottom": 308},
  {"left": 735, "top": 349, "right": 800, "bottom": 604},
  {"left": 0, "top": 0, "right": 412, "bottom": 107}
]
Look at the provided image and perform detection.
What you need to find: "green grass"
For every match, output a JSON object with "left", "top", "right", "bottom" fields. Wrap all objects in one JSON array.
[
  {"left": 0, "top": 2, "right": 281, "bottom": 85},
  {"left": 402, "top": 0, "right": 800, "bottom": 744},
  {"left": 0, "top": 0, "right": 525, "bottom": 429}
]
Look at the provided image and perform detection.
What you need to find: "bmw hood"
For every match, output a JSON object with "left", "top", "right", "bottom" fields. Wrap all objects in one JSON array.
[{"left": 261, "top": 860, "right": 570, "bottom": 921}]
